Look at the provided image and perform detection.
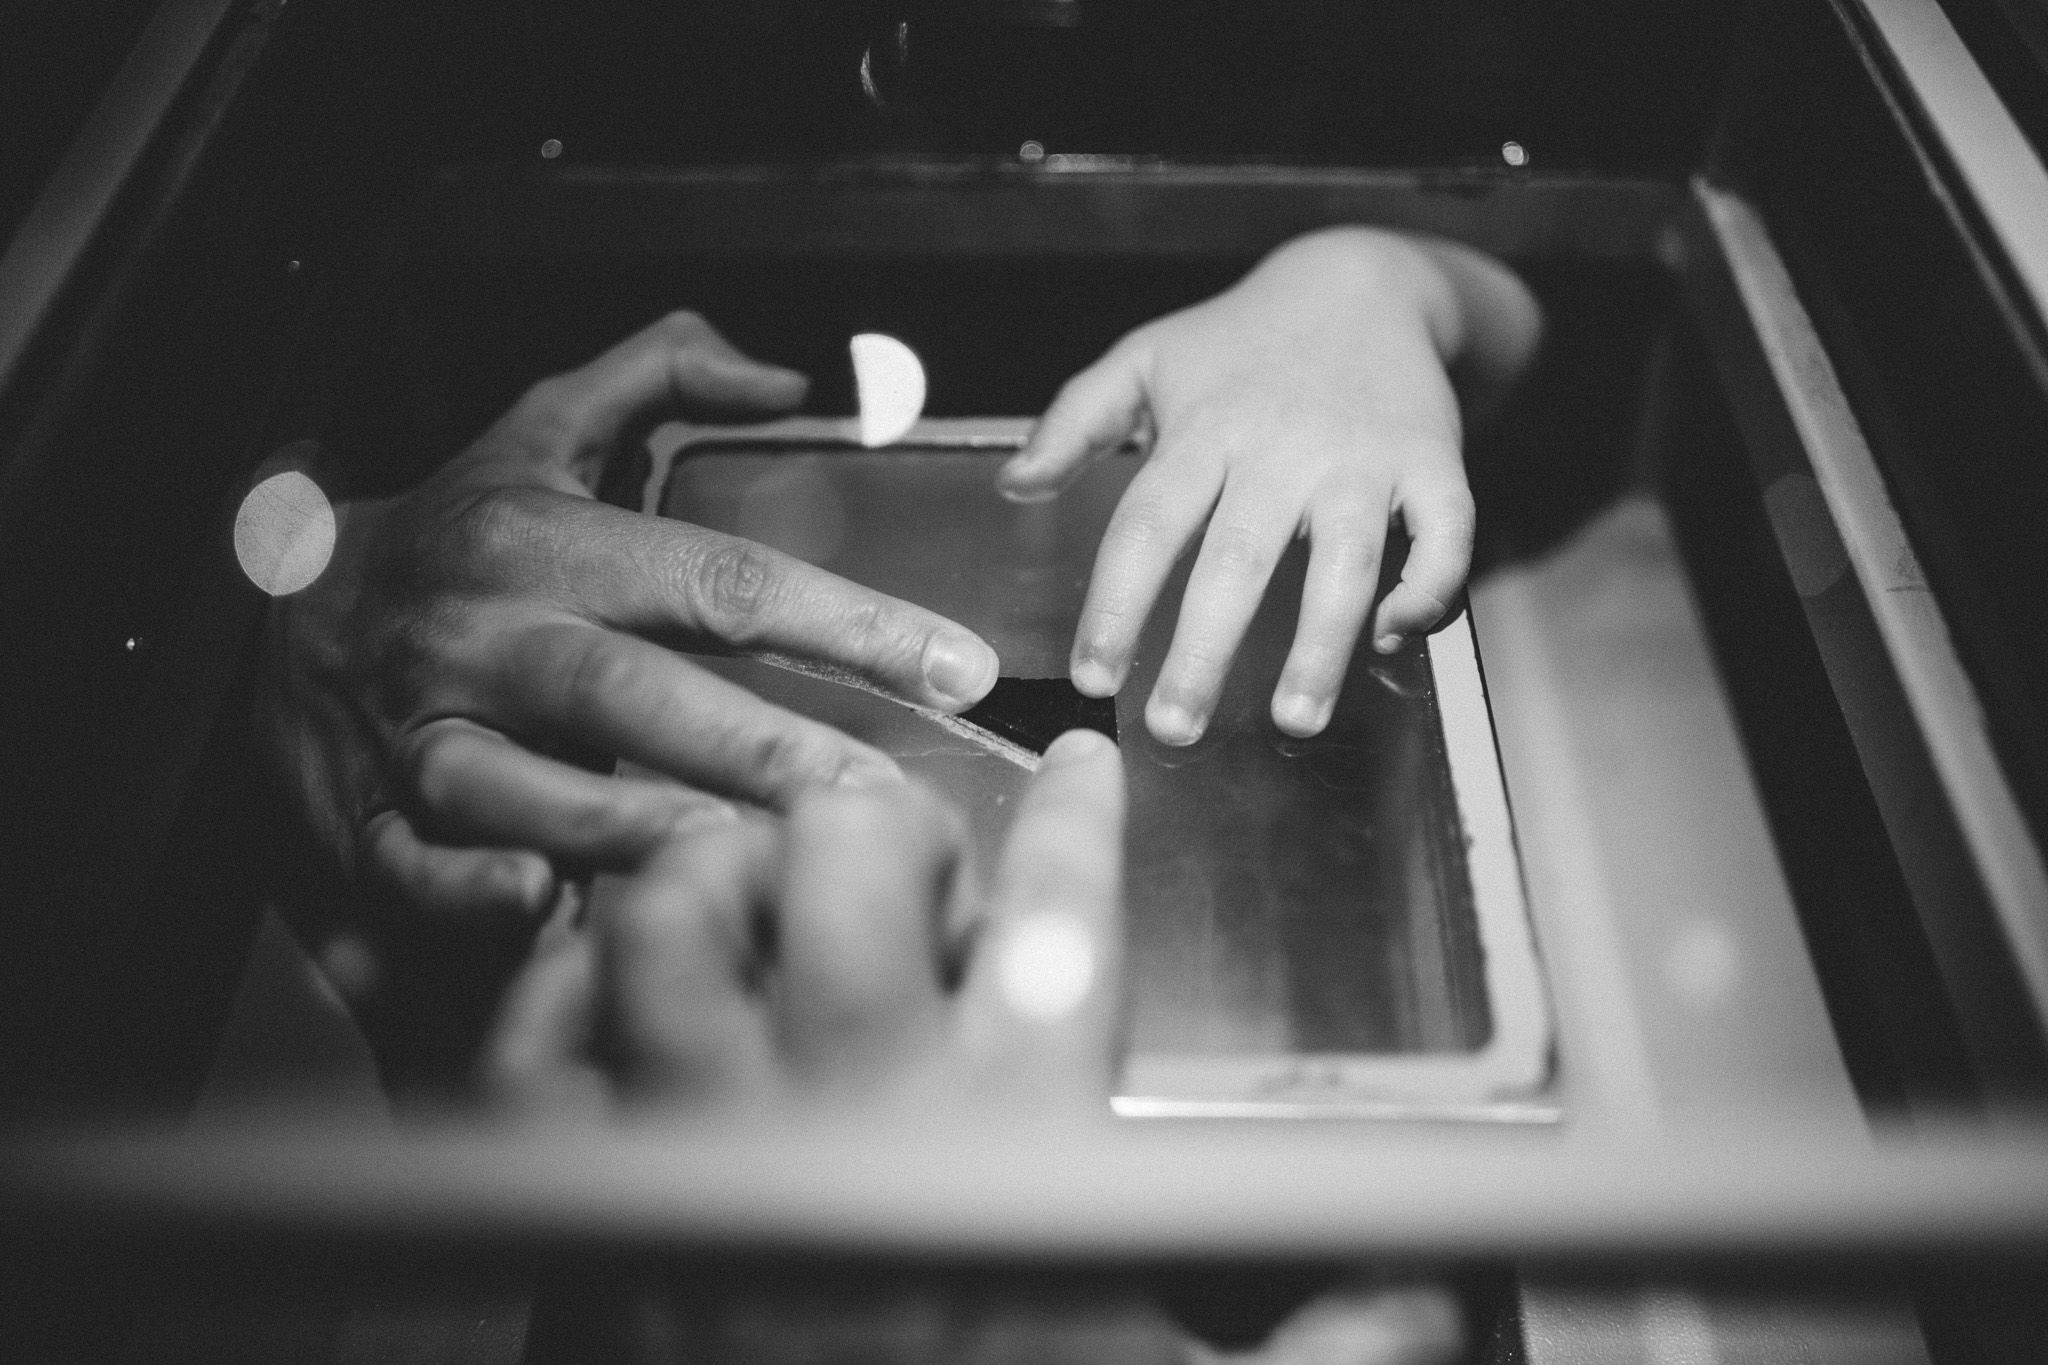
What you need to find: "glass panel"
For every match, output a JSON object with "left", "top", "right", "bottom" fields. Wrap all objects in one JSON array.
[{"left": 666, "top": 438, "right": 1492, "bottom": 1065}]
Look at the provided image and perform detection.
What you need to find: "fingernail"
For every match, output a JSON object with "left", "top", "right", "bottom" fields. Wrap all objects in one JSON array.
[
  {"left": 996, "top": 461, "right": 1056, "bottom": 504},
  {"left": 923, "top": 634, "right": 998, "bottom": 706},
  {"left": 1273, "top": 691, "right": 1330, "bottom": 736},
  {"left": 1375, "top": 633, "right": 1403, "bottom": 654},
  {"left": 1041, "top": 727, "right": 1114, "bottom": 768},
  {"left": 1071, "top": 656, "right": 1119, "bottom": 697},
  {"left": 1148, "top": 700, "right": 1203, "bottom": 747}
]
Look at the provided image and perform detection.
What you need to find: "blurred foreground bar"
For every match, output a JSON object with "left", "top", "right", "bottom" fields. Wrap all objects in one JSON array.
[{"left": 7, "top": 1118, "right": 2048, "bottom": 1262}]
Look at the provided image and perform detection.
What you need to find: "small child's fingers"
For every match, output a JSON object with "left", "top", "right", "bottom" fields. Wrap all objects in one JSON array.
[
  {"left": 1371, "top": 477, "right": 1475, "bottom": 650},
  {"left": 998, "top": 340, "right": 1148, "bottom": 503},
  {"left": 1070, "top": 457, "right": 1220, "bottom": 698},
  {"left": 1145, "top": 484, "right": 1299, "bottom": 746},
  {"left": 364, "top": 808, "right": 557, "bottom": 927},
  {"left": 1271, "top": 482, "right": 1390, "bottom": 737}
]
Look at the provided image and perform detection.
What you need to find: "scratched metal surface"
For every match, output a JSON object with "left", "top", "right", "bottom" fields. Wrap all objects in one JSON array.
[{"left": 664, "top": 442, "right": 1489, "bottom": 1058}]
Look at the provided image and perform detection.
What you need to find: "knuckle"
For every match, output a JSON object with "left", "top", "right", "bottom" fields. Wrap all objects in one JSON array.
[
  {"left": 746, "top": 723, "right": 841, "bottom": 793},
  {"left": 659, "top": 309, "right": 710, "bottom": 340},
  {"left": 443, "top": 486, "right": 550, "bottom": 566},
  {"left": 832, "top": 593, "right": 908, "bottom": 670},
  {"left": 405, "top": 725, "right": 470, "bottom": 812},
  {"left": 684, "top": 537, "right": 781, "bottom": 639},
  {"left": 556, "top": 632, "right": 646, "bottom": 722},
  {"left": 1398, "top": 586, "right": 1452, "bottom": 622},
  {"left": 1315, "top": 524, "right": 1383, "bottom": 579},
  {"left": 1427, "top": 500, "right": 1478, "bottom": 546},
  {"left": 1201, "top": 522, "right": 1274, "bottom": 582}
]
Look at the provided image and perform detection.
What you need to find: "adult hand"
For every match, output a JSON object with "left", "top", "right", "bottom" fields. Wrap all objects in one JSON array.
[
  {"left": 997, "top": 228, "right": 1541, "bottom": 745},
  {"left": 484, "top": 727, "right": 1126, "bottom": 1115},
  {"left": 485, "top": 727, "right": 1463, "bottom": 1364},
  {"left": 258, "top": 312, "right": 1001, "bottom": 936}
]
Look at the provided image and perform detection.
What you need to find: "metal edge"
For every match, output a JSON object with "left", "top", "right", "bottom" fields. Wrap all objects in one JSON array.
[
  {"left": 1693, "top": 181, "right": 2048, "bottom": 1048},
  {"left": 1432, "top": 602, "right": 1556, "bottom": 1095},
  {"left": 1117, "top": 610, "right": 1556, "bottom": 1113},
  {"left": 0, "top": 0, "right": 239, "bottom": 404},
  {"left": 1854, "top": 0, "right": 2048, "bottom": 345}
]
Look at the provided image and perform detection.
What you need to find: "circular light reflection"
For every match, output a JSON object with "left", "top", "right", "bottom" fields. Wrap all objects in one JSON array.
[
  {"left": 994, "top": 910, "right": 1095, "bottom": 1022},
  {"left": 234, "top": 470, "right": 336, "bottom": 597},
  {"left": 850, "top": 332, "right": 927, "bottom": 448},
  {"left": 1501, "top": 140, "right": 1529, "bottom": 167}
]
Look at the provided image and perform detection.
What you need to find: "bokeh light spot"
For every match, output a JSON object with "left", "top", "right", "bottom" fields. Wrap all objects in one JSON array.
[
  {"left": 995, "top": 910, "right": 1095, "bottom": 1022},
  {"left": 850, "top": 332, "right": 926, "bottom": 448},
  {"left": 234, "top": 470, "right": 336, "bottom": 597}
]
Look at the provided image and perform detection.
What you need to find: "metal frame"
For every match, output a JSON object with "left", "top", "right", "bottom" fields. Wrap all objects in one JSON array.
[
  {"left": 410, "top": 162, "right": 1682, "bottom": 264},
  {"left": 654, "top": 417, "right": 1553, "bottom": 1121},
  {"left": 1855, "top": 0, "right": 2048, "bottom": 352},
  {"left": 1684, "top": 181, "right": 2048, "bottom": 1084},
  {"left": 1115, "top": 604, "right": 1555, "bottom": 1120}
]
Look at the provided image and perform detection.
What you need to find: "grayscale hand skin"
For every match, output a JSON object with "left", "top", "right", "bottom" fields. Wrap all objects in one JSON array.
[
  {"left": 997, "top": 228, "right": 1542, "bottom": 747},
  {"left": 257, "top": 312, "right": 1000, "bottom": 934},
  {"left": 483, "top": 730, "right": 1463, "bottom": 1365},
  {"left": 483, "top": 727, "right": 1126, "bottom": 1115}
]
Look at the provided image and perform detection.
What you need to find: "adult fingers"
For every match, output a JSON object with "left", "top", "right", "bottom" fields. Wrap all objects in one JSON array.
[
  {"left": 1069, "top": 455, "right": 1221, "bottom": 699},
  {"left": 961, "top": 729, "right": 1126, "bottom": 1101},
  {"left": 1221, "top": 1283, "right": 1466, "bottom": 1365},
  {"left": 774, "top": 785, "right": 963, "bottom": 1087},
  {"left": 1369, "top": 476, "right": 1474, "bottom": 652},
  {"left": 1145, "top": 474, "right": 1303, "bottom": 746},
  {"left": 363, "top": 808, "right": 556, "bottom": 926},
  {"left": 1270, "top": 480, "right": 1390, "bottom": 737},
  {"left": 512, "top": 311, "right": 809, "bottom": 472},
  {"left": 540, "top": 503, "right": 999, "bottom": 713},
  {"left": 401, "top": 717, "right": 739, "bottom": 867},
  {"left": 596, "top": 821, "right": 781, "bottom": 1105},
  {"left": 490, "top": 620, "right": 905, "bottom": 810},
  {"left": 997, "top": 340, "right": 1148, "bottom": 503},
  {"left": 480, "top": 908, "right": 608, "bottom": 1118}
]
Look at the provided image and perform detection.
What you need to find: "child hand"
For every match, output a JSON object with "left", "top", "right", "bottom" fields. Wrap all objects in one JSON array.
[{"left": 997, "top": 228, "right": 1540, "bottom": 745}]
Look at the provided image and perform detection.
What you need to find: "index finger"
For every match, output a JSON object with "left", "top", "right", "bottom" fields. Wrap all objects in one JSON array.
[
  {"left": 961, "top": 728, "right": 1127, "bottom": 1101},
  {"left": 541, "top": 500, "right": 1000, "bottom": 713}
]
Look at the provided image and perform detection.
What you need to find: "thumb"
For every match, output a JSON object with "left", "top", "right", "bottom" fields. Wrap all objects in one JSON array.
[
  {"left": 535, "top": 311, "right": 810, "bottom": 468},
  {"left": 998, "top": 338, "right": 1148, "bottom": 504}
]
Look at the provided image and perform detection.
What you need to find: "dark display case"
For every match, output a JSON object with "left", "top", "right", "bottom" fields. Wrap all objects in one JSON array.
[{"left": 4, "top": 1, "right": 2048, "bottom": 1360}]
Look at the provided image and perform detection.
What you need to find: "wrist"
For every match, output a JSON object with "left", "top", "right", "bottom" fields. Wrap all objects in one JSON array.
[{"left": 1246, "top": 227, "right": 1465, "bottom": 359}]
